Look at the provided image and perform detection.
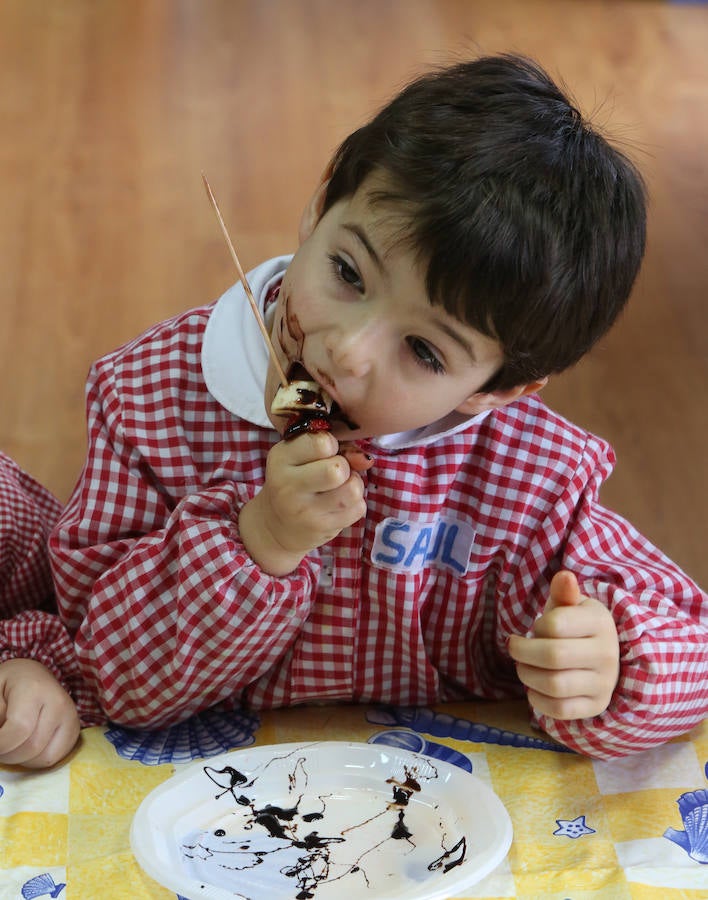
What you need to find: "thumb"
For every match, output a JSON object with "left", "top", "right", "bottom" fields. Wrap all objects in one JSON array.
[{"left": 545, "top": 570, "right": 582, "bottom": 613}]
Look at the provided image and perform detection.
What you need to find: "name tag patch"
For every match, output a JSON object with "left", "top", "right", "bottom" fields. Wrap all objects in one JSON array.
[{"left": 372, "top": 516, "right": 475, "bottom": 575}]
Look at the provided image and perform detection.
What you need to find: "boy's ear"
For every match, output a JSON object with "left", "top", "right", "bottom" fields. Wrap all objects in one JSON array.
[
  {"left": 298, "top": 164, "right": 333, "bottom": 244},
  {"left": 455, "top": 377, "right": 548, "bottom": 416}
]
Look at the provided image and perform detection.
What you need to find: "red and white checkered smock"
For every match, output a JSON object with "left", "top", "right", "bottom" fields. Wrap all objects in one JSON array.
[
  {"left": 7, "top": 258, "right": 707, "bottom": 758},
  {"left": 0, "top": 451, "right": 104, "bottom": 724}
]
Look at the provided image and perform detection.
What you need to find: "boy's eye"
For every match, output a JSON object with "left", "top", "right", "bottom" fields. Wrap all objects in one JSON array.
[
  {"left": 408, "top": 337, "right": 445, "bottom": 374},
  {"left": 329, "top": 254, "right": 364, "bottom": 292}
]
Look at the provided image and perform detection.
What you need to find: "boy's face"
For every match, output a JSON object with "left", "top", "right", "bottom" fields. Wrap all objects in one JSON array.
[{"left": 266, "top": 173, "right": 524, "bottom": 441}]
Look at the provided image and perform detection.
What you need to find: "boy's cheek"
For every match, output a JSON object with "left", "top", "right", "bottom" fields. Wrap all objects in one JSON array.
[{"left": 271, "top": 295, "right": 305, "bottom": 364}]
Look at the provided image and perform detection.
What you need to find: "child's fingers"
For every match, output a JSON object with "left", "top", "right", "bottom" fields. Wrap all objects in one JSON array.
[
  {"left": 0, "top": 661, "right": 81, "bottom": 767},
  {"left": 0, "top": 696, "right": 79, "bottom": 768},
  {"left": 509, "top": 634, "right": 591, "bottom": 670},
  {"left": 514, "top": 659, "right": 595, "bottom": 701},
  {"left": 513, "top": 655, "right": 613, "bottom": 720},
  {"left": 524, "top": 686, "right": 599, "bottom": 721},
  {"left": 0, "top": 711, "right": 39, "bottom": 762},
  {"left": 296, "top": 473, "right": 367, "bottom": 530},
  {"left": 18, "top": 715, "right": 80, "bottom": 769},
  {"left": 531, "top": 601, "right": 609, "bottom": 640},
  {"left": 339, "top": 442, "right": 374, "bottom": 472},
  {"left": 509, "top": 629, "right": 617, "bottom": 668},
  {"left": 276, "top": 431, "right": 339, "bottom": 465},
  {"left": 265, "top": 451, "right": 353, "bottom": 518},
  {"left": 536, "top": 595, "right": 618, "bottom": 643},
  {"left": 316, "top": 455, "right": 357, "bottom": 493}
]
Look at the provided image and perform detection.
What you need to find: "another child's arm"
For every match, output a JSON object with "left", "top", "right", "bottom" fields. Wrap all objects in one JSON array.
[
  {"left": 0, "top": 658, "right": 80, "bottom": 768},
  {"left": 0, "top": 452, "right": 96, "bottom": 766},
  {"left": 239, "top": 430, "right": 366, "bottom": 576},
  {"left": 508, "top": 570, "right": 620, "bottom": 721}
]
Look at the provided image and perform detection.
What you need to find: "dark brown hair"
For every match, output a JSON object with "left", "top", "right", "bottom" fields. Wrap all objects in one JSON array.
[{"left": 323, "top": 54, "right": 647, "bottom": 389}]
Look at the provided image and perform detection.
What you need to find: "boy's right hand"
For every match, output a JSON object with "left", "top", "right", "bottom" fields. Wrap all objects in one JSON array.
[
  {"left": 0, "top": 658, "right": 80, "bottom": 768},
  {"left": 239, "top": 431, "right": 367, "bottom": 576}
]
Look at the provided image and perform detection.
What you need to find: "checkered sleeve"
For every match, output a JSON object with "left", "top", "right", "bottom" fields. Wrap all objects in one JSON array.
[
  {"left": 49, "top": 357, "right": 323, "bottom": 729},
  {"left": 523, "top": 438, "right": 708, "bottom": 758},
  {"left": 0, "top": 609, "right": 105, "bottom": 726},
  {"left": 0, "top": 450, "right": 61, "bottom": 617},
  {"left": 0, "top": 452, "right": 104, "bottom": 725}
]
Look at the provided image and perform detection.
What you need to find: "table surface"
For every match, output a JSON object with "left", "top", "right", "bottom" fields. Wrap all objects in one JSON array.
[{"left": 1, "top": 699, "right": 706, "bottom": 899}]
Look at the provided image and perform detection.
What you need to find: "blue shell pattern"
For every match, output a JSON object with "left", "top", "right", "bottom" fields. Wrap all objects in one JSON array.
[
  {"left": 663, "top": 788, "right": 708, "bottom": 864},
  {"left": 367, "top": 705, "right": 574, "bottom": 752},
  {"left": 104, "top": 708, "right": 260, "bottom": 765},
  {"left": 21, "top": 873, "right": 65, "bottom": 899}
]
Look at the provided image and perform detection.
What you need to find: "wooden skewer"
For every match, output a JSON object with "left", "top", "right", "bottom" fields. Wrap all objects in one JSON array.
[{"left": 202, "top": 173, "right": 289, "bottom": 388}]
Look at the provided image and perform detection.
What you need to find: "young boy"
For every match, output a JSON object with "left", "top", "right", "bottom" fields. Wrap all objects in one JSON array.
[{"left": 2, "top": 54, "right": 705, "bottom": 768}]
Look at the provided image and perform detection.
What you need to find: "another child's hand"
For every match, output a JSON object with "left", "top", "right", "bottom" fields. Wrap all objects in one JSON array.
[
  {"left": 0, "top": 659, "right": 80, "bottom": 768},
  {"left": 508, "top": 571, "right": 620, "bottom": 720},
  {"left": 240, "top": 431, "right": 367, "bottom": 575}
]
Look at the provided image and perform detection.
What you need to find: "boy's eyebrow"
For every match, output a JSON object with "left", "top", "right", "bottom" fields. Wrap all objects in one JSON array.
[
  {"left": 431, "top": 319, "right": 478, "bottom": 364},
  {"left": 342, "top": 223, "right": 384, "bottom": 272}
]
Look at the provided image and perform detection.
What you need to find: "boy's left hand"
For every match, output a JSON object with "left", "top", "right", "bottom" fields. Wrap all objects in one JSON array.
[{"left": 508, "top": 570, "right": 620, "bottom": 720}]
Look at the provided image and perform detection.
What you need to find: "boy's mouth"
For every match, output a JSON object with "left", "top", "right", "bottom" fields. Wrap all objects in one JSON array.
[
  {"left": 280, "top": 362, "right": 359, "bottom": 431},
  {"left": 286, "top": 362, "right": 314, "bottom": 382}
]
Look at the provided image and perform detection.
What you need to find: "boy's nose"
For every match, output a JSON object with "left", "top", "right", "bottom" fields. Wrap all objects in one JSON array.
[{"left": 325, "top": 325, "right": 378, "bottom": 378}]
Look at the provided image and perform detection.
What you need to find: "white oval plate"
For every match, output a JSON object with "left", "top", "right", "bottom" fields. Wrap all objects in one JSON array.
[{"left": 130, "top": 740, "right": 512, "bottom": 900}]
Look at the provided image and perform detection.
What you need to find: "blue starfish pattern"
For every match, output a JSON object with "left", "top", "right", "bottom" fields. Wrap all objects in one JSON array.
[{"left": 553, "top": 815, "right": 596, "bottom": 839}]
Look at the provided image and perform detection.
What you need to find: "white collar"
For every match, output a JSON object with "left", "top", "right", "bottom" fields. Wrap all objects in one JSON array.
[
  {"left": 201, "top": 256, "right": 491, "bottom": 450},
  {"left": 202, "top": 256, "right": 290, "bottom": 429}
]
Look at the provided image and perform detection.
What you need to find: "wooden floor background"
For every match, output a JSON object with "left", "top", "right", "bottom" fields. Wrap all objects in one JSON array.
[{"left": 1, "top": 0, "right": 706, "bottom": 587}]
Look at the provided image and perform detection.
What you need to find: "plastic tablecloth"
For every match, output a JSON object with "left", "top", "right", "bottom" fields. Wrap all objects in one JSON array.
[{"left": 1, "top": 700, "right": 706, "bottom": 899}]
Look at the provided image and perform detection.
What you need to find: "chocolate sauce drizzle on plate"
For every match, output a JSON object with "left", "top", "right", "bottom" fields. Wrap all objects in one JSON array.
[{"left": 181, "top": 745, "right": 468, "bottom": 899}]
